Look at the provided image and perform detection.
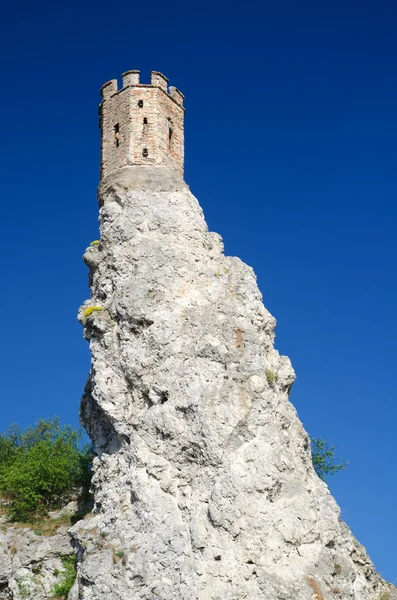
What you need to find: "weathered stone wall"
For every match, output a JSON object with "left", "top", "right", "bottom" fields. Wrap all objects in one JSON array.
[{"left": 99, "top": 71, "right": 184, "bottom": 179}]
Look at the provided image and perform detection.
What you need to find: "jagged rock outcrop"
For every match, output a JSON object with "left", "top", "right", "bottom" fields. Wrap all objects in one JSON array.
[
  {"left": 0, "top": 504, "right": 75, "bottom": 600},
  {"left": 72, "top": 166, "right": 396, "bottom": 599}
]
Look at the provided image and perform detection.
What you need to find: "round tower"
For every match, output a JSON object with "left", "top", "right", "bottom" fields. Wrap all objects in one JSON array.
[{"left": 99, "top": 70, "right": 185, "bottom": 180}]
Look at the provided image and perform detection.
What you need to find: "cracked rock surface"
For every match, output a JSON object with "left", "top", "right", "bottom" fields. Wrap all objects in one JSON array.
[
  {"left": 0, "top": 504, "right": 75, "bottom": 600},
  {"left": 72, "top": 166, "right": 395, "bottom": 600}
]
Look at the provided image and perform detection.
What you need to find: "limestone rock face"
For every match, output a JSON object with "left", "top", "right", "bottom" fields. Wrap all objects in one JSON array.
[
  {"left": 0, "top": 505, "right": 75, "bottom": 600},
  {"left": 73, "top": 166, "right": 395, "bottom": 600}
]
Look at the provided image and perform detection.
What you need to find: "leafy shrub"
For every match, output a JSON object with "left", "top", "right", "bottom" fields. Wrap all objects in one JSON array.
[
  {"left": 0, "top": 417, "right": 94, "bottom": 521},
  {"left": 51, "top": 555, "right": 76, "bottom": 599},
  {"left": 83, "top": 305, "right": 103, "bottom": 318},
  {"left": 89, "top": 240, "right": 100, "bottom": 246},
  {"left": 311, "top": 437, "right": 347, "bottom": 481}
]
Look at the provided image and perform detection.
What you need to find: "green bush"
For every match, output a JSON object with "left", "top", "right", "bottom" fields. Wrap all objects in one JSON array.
[
  {"left": 51, "top": 555, "right": 76, "bottom": 599},
  {"left": 311, "top": 437, "right": 347, "bottom": 481},
  {"left": 0, "top": 417, "right": 94, "bottom": 521}
]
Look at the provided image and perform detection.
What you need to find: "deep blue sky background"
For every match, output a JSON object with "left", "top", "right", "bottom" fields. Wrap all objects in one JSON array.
[{"left": 0, "top": 0, "right": 396, "bottom": 582}]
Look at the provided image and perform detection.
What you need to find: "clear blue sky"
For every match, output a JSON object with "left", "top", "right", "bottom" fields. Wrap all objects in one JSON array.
[{"left": 0, "top": 0, "right": 396, "bottom": 583}]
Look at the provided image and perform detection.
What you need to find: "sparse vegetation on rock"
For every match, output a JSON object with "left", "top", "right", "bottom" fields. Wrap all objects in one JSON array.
[
  {"left": 310, "top": 437, "right": 347, "bottom": 481},
  {"left": 83, "top": 305, "right": 103, "bottom": 318},
  {"left": 265, "top": 369, "right": 277, "bottom": 385},
  {"left": 50, "top": 555, "right": 76, "bottom": 599}
]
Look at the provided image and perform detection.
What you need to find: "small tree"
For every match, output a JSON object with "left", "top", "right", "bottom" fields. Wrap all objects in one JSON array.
[
  {"left": 311, "top": 437, "right": 347, "bottom": 481},
  {"left": 0, "top": 417, "right": 94, "bottom": 521}
]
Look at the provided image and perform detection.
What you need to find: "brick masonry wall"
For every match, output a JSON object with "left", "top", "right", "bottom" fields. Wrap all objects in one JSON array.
[{"left": 100, "top": 74, "right": 184, "bottom": 179}]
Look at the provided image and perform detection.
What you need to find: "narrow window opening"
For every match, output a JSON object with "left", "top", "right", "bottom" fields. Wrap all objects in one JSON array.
[
  {"left": 168, "top": 127, "right": 173, "bottom": 150},
  {"left": 143, "top": 117, "right": 148, "bottom": 124},
  {"left": 114, "top": 123, "right": 120, "bottom": 147},
  {"left": 142, "top": 148, "right": 148, "bottom": 157},
  {"left": 138, "top": 99, "right": 144, "bottom": 108}
]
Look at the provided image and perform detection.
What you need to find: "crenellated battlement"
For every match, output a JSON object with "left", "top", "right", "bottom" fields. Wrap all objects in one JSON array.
[
  {"left": 100, "top": 79, "right": 118, "bottom": 100},
  {"left": 121, "top": 70, "right": 140, "bottom": 88},
  {"left": 150, "top": 71, "right": 168, "bottom": 92},
  {"left": 100, "top": 71, "right": 184, "bottom": 108}
]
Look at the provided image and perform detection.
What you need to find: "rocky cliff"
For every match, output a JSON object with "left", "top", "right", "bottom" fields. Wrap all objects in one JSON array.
[
  {"left": 0, "top": 504, "right": 75, "bottom": 600},
  {"left": 70, "top": 165, "right": 394, "bottom": 600}
]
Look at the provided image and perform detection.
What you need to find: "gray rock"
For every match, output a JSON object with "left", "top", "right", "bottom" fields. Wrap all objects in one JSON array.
[
  {"left": 0, "top": 505, "right": 75, "bottom": 600},
  {"left": 71, "top": 165, "right": 396, "bottom": 599}
]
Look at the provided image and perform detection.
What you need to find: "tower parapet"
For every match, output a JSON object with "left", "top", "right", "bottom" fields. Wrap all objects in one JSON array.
[
  {"left": 121, "top": 70, "right": 140, "bottom": 87},
  {"left": 169, "top": 86, "right": 184, "bottom": 107},
  {"left": 99, "top": 70, "right": 184, "bottom": 180},
  {"left": 100, "top": 80, "right": 118, "bottom": 100}
]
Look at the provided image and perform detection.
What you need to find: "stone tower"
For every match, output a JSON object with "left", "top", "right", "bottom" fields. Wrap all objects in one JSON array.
[{"left": 99, "top": 70, "right": 184, "bottom": 180}]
